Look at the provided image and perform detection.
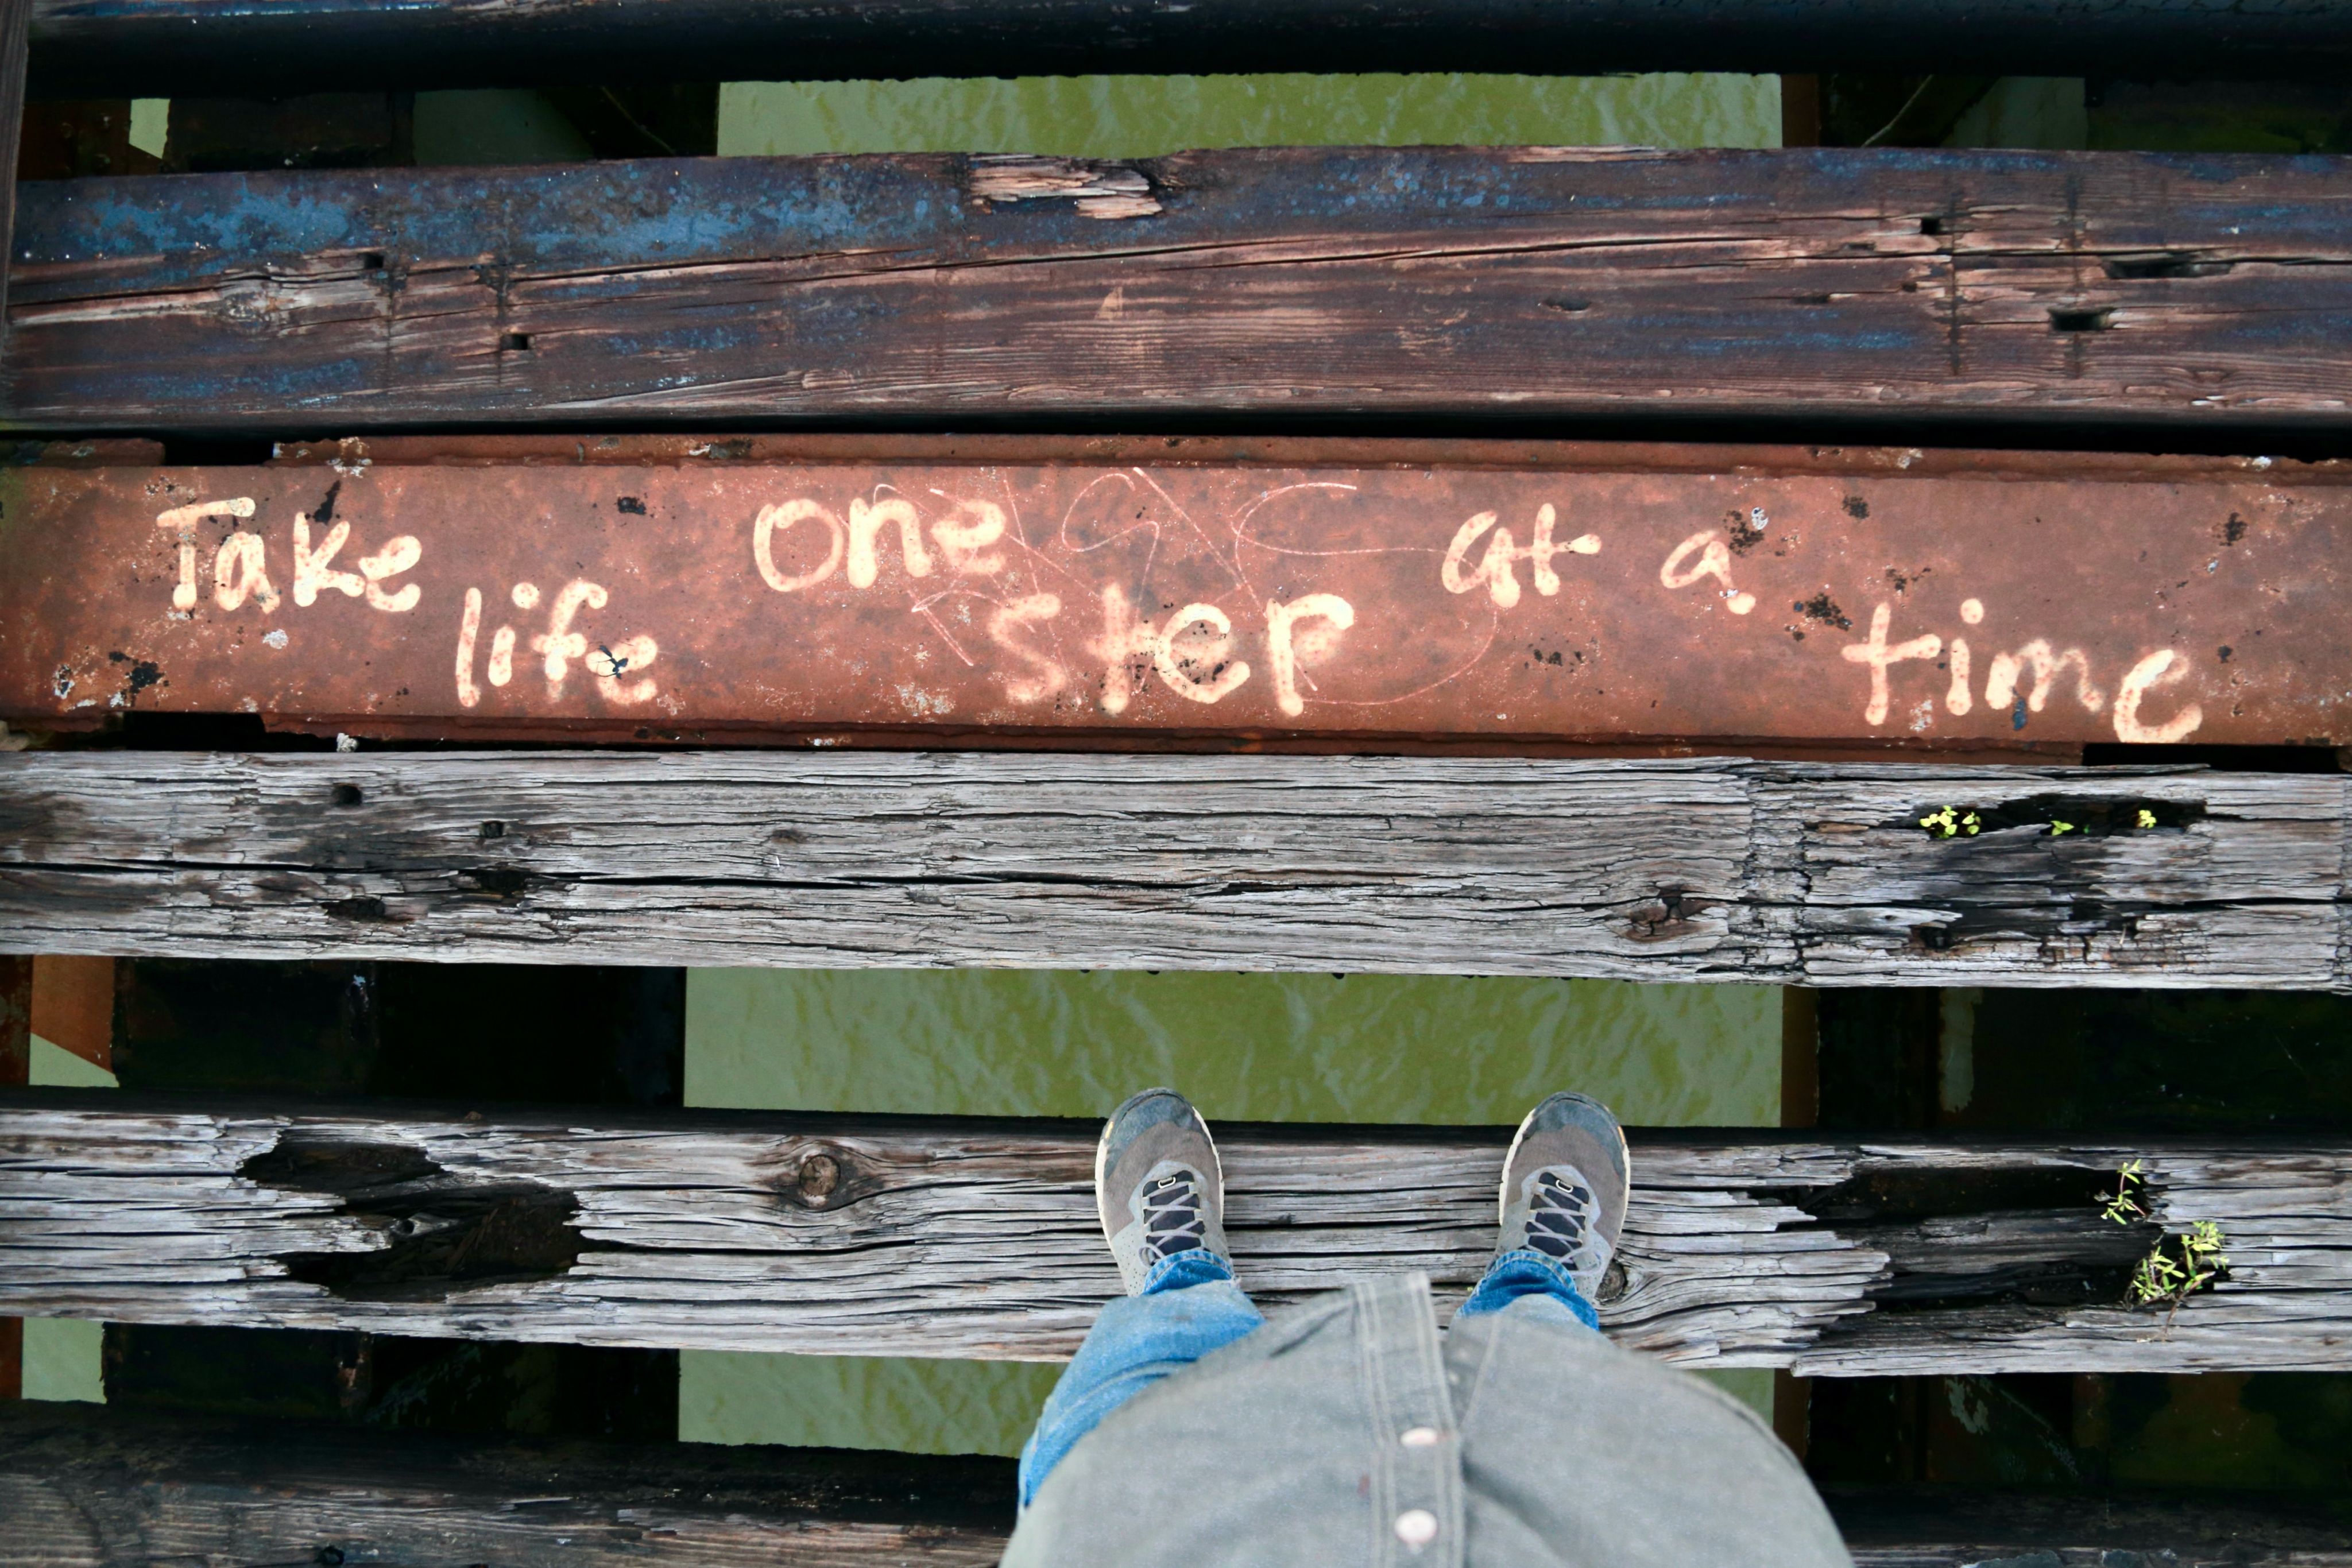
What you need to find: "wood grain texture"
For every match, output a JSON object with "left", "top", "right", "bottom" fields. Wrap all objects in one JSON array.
[
  {"left": 0, "top": 1401, "right": 1015, "bottom": 1568},
  {"left": 7, "top": 1403, "right": 2348, "bottom": 1568},
  {"left": 1828, "top": 1488, "right": 2352, "bottom": 1568},
  {"left": 29, "top": 0, "right": 2350, "bottom": 97},
  {"left": 1, "top": 750, "right": 2344, "bottom": 988},
  {"left": 11, "top": 148, "right": 2352, "bottom": 432},
  {"left": 0, "top": 957, "right": 17, "bottom": 1400},
  {"left": 3, "top": 1094, "right": 2348, "bottom": 1374}
]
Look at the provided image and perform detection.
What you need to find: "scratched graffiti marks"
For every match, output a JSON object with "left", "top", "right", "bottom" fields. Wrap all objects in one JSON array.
[
  {"left": 747, "top": 469, "right": 1549, "bottom": 725},
  {"left": 0, "top": 456, "right": 2339, "bottom": 748}
]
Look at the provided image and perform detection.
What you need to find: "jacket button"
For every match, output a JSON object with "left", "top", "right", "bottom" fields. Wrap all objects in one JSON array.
[{"left": 1394, "top": 1509, "right": 1438, "bottom": 1548}]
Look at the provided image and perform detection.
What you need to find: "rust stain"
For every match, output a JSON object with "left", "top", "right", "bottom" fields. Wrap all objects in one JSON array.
[{"left": 0, "top": 437, "right": 2342, "bottom": 751}]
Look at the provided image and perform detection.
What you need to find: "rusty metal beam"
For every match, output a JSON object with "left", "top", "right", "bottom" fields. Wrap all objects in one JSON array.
[
  {"left": 1, "top": 436, "right": 2342, "bottom": 753},
  {"left": 28, "top": 957, "right": 109, "bottom": 1074}
]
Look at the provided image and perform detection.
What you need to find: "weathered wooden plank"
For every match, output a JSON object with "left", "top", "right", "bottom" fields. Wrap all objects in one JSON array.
[
  {"left": 28, "top": 0, "right": 2349, "bottom": 98},
  {"left": 7, "top": 1403, "right": 2348, "bottom": 1568},
  {"left": 8, "top": 437, "right": 2342, "bottom": 752},
  {"left": 0, "top": 951, "right": 20, "bottom": 1403},
  {"left": 1827, "top": 1488, "right": 2352, "bottom": 1568},
  {"left": 2, "top": 750, "right": 2344, "bottom": 988},
  {"left": 3, "top": 1094, "right": 2347, "bottom": 1374},
  {"left": 0, "top": 955, "right": 20, "bottom": 1399},
  {"left": 13, "top": 148, "right": 2352, "bottom": 432},
  {"left": 0, "top": 1401, "right": 1015, "bottom": 1568}
]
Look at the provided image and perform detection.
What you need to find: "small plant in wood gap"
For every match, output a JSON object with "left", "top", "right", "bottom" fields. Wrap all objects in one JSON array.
[
  {"left": 2130, "top": 1221, "right": 2230, "bottom": 1318},
  {"left": 2049, "top": 818, "right": 2078, "bottom": 835},
  {"left": 2102, "top": 1159, "right": 2148, "bottom": 1224},
  {"left": 1920, "top": 806, "right": 1981, "bottom": 838},
  {"left": 2102, "top": 1161, "right": 2227, "bottom": 1322},
  {"left": 2136, "top": 808, "right": 2158, "bottom": 828}
]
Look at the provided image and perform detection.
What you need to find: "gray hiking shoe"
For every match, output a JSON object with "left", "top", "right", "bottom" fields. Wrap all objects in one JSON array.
[
  {"left": 1496, "top": 1091, "right": 1631, "bottom": 1302},
  {"left": 1096, "top": 1087, "right": 1231, "bottom": 1295}
]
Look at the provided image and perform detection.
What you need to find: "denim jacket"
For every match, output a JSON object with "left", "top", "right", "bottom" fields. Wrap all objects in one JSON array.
[{"left": 1004, "top": 1273, "right": 1852, "bottom": 1568}]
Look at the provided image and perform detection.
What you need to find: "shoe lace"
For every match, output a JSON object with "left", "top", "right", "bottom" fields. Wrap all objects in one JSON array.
[
  {"left": 1139, "top": 1171, "right": 1207, "bottom": 1261},
  {"left": 1524, "top": 1170, "right": 1595, "bottom": 1262}
]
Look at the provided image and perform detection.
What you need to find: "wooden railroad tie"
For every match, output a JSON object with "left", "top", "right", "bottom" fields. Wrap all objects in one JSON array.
[
  {"left": 6, "top": 1400, "right": 2351, "bottom": 1567},
  {"left": 1, "top": 750, "right": 2343, "bottom": 987},
  {"left": 9, "top": 149, "right": 2352, "bottom": 432},
  {"left": 3, "top": 1096, "right": 2347, "bottom": 1375},
  {"left": 0, "top": 748, "right": 2342, "bottom": 982}
]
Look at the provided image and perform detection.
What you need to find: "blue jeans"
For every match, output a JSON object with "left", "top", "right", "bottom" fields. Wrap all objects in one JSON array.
[{"left": 1016, "top": 1246, "right": 1600, "bottom": 1508}]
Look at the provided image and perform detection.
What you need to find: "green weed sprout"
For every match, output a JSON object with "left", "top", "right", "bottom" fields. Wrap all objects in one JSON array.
[
  {"left": 2102, "top": 1159, "right": 2147, "bottom": 1225},
  {"left": 2102, "top": 1162, "right": 2227, "bottom": 1323},
  {"left": 1920, "top": 807, "right": 1981, "bottom": 839},
  {"left": 2131, "top": 1221, "right": 2230, "bottom": 1319}
]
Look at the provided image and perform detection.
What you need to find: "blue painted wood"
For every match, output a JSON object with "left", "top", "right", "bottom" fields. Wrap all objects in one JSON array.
[{"left": 7, "top": 147, "right": 2350, "bottom": 432}]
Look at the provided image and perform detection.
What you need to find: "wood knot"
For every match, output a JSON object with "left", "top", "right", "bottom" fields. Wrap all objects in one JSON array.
[
  {"left": 797, "top": 1152, "right": 840, "bottom": 1201},
  {"left": 1626, "top": 885, "right": 1709, "bottom": 942},
  {"left": 776, "top": 1145, "right": 876, "bottom": 1210}
]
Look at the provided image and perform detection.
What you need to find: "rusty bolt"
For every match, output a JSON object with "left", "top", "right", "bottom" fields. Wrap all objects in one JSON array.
[{"left": 797, "top": 1152, "right": 841, "bottom": 1201}]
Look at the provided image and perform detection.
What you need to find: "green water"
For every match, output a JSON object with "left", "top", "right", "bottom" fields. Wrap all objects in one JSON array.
[
  {"left": 718, "top": 72, "right": 1781, "bottom": 157},
  {"left": 682, "top": 971, "right": 1782, "bottom": 1455},
  {"left": 688, "top": 971, "right": 1778, "bottom": 1126}
]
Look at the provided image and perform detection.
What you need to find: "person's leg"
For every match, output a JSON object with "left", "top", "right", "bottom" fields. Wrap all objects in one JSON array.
[
  {"left": 1452, "top": 1091, "right": 1628, "bottom": 1337},
  {"left": 1017, "top": 1089, "right": 1264, "bottom": 1508},
  {"left": 1018, "top": 1252, "right": 1263, "bottom": 1504},
  {"left": 1456, "top": 1249, "right": 1601, "bottom": 1331}
]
